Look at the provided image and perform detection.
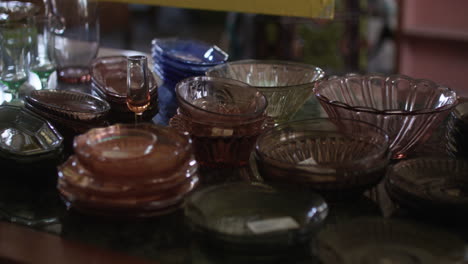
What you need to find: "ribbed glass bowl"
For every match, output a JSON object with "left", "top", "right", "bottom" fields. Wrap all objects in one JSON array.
[
  {"left": 255, "top": 118, "right": 390, "bottom": 198},
  {"left": 314, "top": 73, "right": 458, "bottom": 159},
  {"left": 385, "top": 158, "right": 468, "bottom": 214},
  {"left": 206, "top": 60, "right": 325, "bottom": 124}
]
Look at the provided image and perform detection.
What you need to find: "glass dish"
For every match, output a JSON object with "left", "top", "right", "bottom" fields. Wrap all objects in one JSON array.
[
  {"left": 176, "top": 76, "right": 267, "bottom": 124},
  {"left": 314, "top": 73, "right": 458, "bottom": 159},
  {"left": 0, "top": 105, "right": 63, "bottom": 157},
  {"left": 170, "top": 113, "right": 272, "bottom": 168},
  {"left": 315, "top": 217, "right": 467, "bottom": 264},
  {"left": 184, "top": 182, "right": 328, "bottom": 253},
  {"left": 206, "top": 60, "right": 325, "bottom": 124},
  {"left": 255, "top": 118, "right": 390, "bottom": 198},
  {"left": 25, "top": 90, "right": 110, "bottom": 122},
  {"left": 74, "top": 123, "right": 196, "bottom": 184},
  {"left": 151, "top": 38, "right": 228, "bottom": 66},
  {"left": 385, "top": 158, "right": 468, "bottom": 213},
  {"left": 446, "top": 102, "right": 468, "bottom": 158}
]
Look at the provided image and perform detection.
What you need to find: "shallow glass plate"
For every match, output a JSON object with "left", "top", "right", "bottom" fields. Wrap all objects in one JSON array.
[
  {"left": 185, "top": 182, "right": 328, "bottom": 252},
  {"left": 316, "top": 217, "right": 467, "bottom": 264},
  {"left": 386, "top": 158, "right": 468, "bottom": 212},
  {"left": 26, "top": 90, "right": 110, "bottom": 122},
  {"left": 0, "top": 105, "right": 63, "bottom": 156}
]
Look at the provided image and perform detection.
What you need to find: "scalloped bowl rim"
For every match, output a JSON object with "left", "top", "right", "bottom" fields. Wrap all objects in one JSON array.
[
  {"left": 314, "top": 73, "right": 458, "bottom": 115},
  {"left": 206, "top": 59, "right": 326, "bottom": 91}
]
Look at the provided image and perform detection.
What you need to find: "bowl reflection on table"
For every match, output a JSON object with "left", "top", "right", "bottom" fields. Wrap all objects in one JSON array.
[
  {"left": 172, "top": 76, "right": 269, "bottom": 168},
  {"left": 314, "top": 73, "right": 458, "bottom": 159},
  {"left": 255, "top": 118, "right": 390, "bottom": 198},
  {"left": 206, "top": 60, "right": 325, "bottom": 124}
]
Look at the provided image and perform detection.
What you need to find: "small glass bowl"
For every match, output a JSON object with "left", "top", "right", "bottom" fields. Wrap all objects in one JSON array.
[
  {"left": 206, "top": 60, "right": 325, "bottom": 124},
  {"left": 176, "top": 76, "right": 267, "bottom": 125},
  {"left": 25, "top": 90, "right": 110, "bottom": 122},
  {"left": 170, "top": 113, "right": 272, "bottom": 168},
  {"left": 315, "top": 217, "right": 466, "bottom": 264},
  {"left": 74, "top": 123, "right": 194, "bottom": 184},
  {"left": 185, "top": 183, "right": 328, "bottom": 253},
  {"left": 314, "top": 73, "right": 458, "bottom": 159},
  {"left": 255, "top": 118, "right": 390, "bottom": 197},
  {"left": 385, "top": 158, "right": 468, "bottom": 214},
  {"left": 446, "top": 101, "right": 468, "bottom": 158}
]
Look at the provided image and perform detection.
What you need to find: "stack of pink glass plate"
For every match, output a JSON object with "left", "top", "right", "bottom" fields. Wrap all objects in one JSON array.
[
  {"left": 90, "top": 56, "right": 159, "bottom": 123},
  {"left": 57, "top": 123, "right": 199, "bottom": 217}
]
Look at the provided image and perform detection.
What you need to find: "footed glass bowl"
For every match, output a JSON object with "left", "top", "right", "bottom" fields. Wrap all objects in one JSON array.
[
  {"left": 314, "top": 73, "right": 458, "bottom": 159},
  {"left": 206, "top": 60, "right": 325, "bottom": 124},
  {"left": 255, "top": 118, "right": 390, "bottom": 198}
]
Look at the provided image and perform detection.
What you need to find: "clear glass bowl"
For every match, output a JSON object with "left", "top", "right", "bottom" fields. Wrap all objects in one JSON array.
[
  {"left": 185, "top": 182, "right": 328, "bottom": 253},
  {"left": 25, "top": 90, "right": 110, "bottom": 122},
  {"left": 315, "top": 217, "right": 467, "bottom": 264},
  {"left": 74, "top": 123, "right": 195, "bottom": 184},
  {"left": 255, "top": 118, "right": 390, "bottom": 198},
  {"left": 206, "top": 60, "right": 325, "bottom": 124},
  {"left": 0, "top": 105, "right": 63, "bottom": 157},
  {"left": 314, "top": 73, "right": 458, "bottom": 159},
  {"left": 385, "top": 158, "right": 468, "bottom": 213}
]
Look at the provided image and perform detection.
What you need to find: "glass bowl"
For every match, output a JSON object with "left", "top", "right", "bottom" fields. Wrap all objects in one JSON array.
[
  {"left": 176, "top": 76, "right": 267, "bottom": 125},
  {"left": 255, "top": 118, "right": 390, "bottom": 198},
  {"left": 25, "top": 90, "right": 110, "bottom": 122},
  {"left": 184, "top": 182, "right": 328, "bottom": 253},
  {"left": 385, "top": 158, "right": 468, "bottom": 214},
  {"left": 446, "top": 101, "right": 468, "bottom": 158},
  {"left": 314, "top": 73, "right": 458, "bottom": 159},
  {"left": 74, "top": 123, "right": 195, "bottom": 184},
  {"left": 315, "top": 217, "right": 466, "bottom": 264},
  {"left": 206, "top": 60, "right": 325, "bottom": 124},
  {"left": 0, "top": 105, "right": 63, "bottom": 156}
]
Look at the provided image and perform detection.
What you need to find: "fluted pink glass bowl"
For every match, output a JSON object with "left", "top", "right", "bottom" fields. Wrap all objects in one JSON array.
[{"left": 314, "top": 74, "right": 458, "bottom": 159}]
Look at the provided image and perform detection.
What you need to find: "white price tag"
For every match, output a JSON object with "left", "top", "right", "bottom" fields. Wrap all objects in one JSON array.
[
  {"left": 247, "top": 217, "right": 300, "bottom": 234},
  {"left": 298, "top": 157, "right": 318, "bottom": 165},
  {"left": 211, "top": 127, "right": 234, "bottom": 137}
]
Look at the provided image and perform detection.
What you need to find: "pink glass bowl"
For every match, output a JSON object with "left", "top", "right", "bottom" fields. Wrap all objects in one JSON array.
[
  {"left": 314, "top": 73, "right": 458, "bottom": 159},
  {"left": 255, "top": 118, "right": 390, "bottom": 197},
  {"left": 74, "top": 123, "right": 195, "bottom": 184},
  {"left": 206, "top": 60, "right": 325, "bottom": 124},
  {"left": 175, "top": 76, "right": 267, "bottom": 125}
]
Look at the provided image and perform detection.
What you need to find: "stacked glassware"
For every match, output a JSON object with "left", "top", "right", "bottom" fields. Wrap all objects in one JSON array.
[
  {"left": 151, "top": 38, "right": 228, "bottom": 125},
  {"left": 58, "top": 123, "right": 199, "bottom": 217}
]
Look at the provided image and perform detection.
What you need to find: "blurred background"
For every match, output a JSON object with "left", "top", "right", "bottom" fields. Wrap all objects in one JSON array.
[{"left": 9, "top": 0, "right": 468, "bottom": 96}]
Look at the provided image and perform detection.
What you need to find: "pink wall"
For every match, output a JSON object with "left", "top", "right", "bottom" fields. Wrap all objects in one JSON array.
[{"left": 398, "top": 0, "right": 468, "bottom": 97}]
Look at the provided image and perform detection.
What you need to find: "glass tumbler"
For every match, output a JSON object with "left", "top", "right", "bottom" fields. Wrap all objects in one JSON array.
[
  {"left": 48, "top": 0, "right": 99, "bottom": 84},
  {"left": 0, "top": 22, "right": 29, "bottom": 96}
]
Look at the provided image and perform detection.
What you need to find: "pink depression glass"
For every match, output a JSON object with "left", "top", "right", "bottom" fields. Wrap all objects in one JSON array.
[
  {"left": 174, "top": 76, "right": 268, "bottom": 168},
  {"left": 314, "top": 73, "right": 458, "bottom": 159}
]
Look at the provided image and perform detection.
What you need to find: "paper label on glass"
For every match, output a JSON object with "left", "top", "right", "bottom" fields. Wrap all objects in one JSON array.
[
  {"left": 299, "top": 157, "right": 318, "bottom": 165},
  {"left": 211, "top": 127, "right": 233, "bottom": 137},
  {"left": 247, "top": 217, "right": 299, "bottom": 234}
]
